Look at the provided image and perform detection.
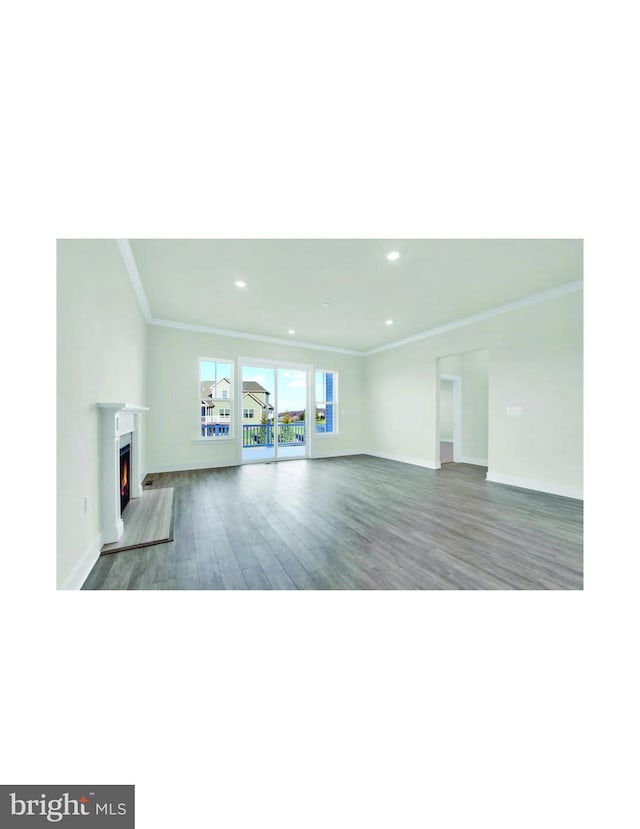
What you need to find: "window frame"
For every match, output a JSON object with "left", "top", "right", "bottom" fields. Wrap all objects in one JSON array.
[
  {"left": 198, "top": 357, "right": 236, "bottom": 441},
  {"left": 314, "top": 369, "right": 339, "bottom": 436}
]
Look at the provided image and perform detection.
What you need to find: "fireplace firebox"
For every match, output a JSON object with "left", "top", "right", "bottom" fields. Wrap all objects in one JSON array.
[{"left": 120, "top": 443, "right": 131, "bottom": 514}]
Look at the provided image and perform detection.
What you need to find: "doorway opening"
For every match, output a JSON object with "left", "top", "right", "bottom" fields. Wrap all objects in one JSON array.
[
  {"left": 436, "top": 348, "right": 489, "bottom": 469},
  {"left": 240, "top": 361, "right": 309, "bottom": 464},
  {"left": 438, "top": 374, "right": 461, "bottom": 464}
]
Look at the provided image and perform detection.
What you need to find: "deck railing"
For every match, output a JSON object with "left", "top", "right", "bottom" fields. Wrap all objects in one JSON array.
[
  {"left": 200, "top": 419, "right": 308, "bottom": 443},
  {"left": 242, "top": 422, "right": 306, "bottom": 447},
  {"left": 200, "top": 421, "right": 230, "bottom": 437}
]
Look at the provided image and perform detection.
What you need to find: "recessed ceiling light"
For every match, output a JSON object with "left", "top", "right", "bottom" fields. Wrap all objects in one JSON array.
[
  {"left": 235, "top": 280, "right": 247, "bottom": 288},
  {"left": 386, "top": 251, "right": 400, "bottom": 261},
  {"left": 288, "top": 329, "right": 296, "bottom": 335},
  {"left": 385, "top": 319, "right": 394, "bottom": 325}
]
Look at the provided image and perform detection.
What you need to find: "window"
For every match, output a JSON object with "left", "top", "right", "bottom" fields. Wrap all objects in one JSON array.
[
  {"left": 200, "top": 358, "right": 233, "bottom": 438},
  {"left": 315, "top": 370, "right": 338, "bottom": 433},
  {"left": 243, "top": 408, "right": 255, "bottom": 419}
]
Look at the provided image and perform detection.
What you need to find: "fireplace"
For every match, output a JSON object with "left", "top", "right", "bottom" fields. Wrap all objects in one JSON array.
[
  {"left": 120, "top": 443, "right": 131, "bottom": 514},
  {"left": 98, "top": 403, "right": 148, "bottom": 543}
]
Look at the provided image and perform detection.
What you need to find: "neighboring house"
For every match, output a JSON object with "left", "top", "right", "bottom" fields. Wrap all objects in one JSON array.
[
  {"left": 241, "top": 380, "right": 273, "bottom": 420},
  {"left": 200, "top": 378, "right": 274, "bottom": 425}
]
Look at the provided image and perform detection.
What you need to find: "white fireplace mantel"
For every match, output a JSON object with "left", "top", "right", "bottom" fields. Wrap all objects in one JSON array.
[{"left": 98, "top": 402, "right": 149, "bottom": 543}]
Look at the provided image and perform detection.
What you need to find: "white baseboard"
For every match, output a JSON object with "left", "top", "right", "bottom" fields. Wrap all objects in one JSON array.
[
  {"left": 312, "top": 448, "right": 366, "bottom": 460},
  {"left": 59, "top": 531, "right": 102, "bottom": 590},
  {"left": 148, "top": 450, "right": 368, "bottom": 471},
  {"left": 461, "top": 456, "right": 489, "bottom": 466},
  {"left": 486, "top": 472, "right": 583, "bottom": 500},
  {"left": 364, "top": 451, "right": 439, "bottom": 470},
  {"left": 146, "top": 459, "right": 241, "bottom": 473}
]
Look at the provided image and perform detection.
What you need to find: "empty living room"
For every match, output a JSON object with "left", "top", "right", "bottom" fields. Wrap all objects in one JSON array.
[{"left": 57, "top": 238, "right": 583, "bottom": 591}]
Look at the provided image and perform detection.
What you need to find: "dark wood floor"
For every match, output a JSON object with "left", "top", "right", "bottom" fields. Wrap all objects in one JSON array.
[{"left": 82, "top": 455, "right": 583, "bottom": 590}]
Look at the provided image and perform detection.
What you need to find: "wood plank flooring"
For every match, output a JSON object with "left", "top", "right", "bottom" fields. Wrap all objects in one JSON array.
[
  {"left": 81, "top": 455, "right": 583, "bottom": 590},
  {"left": 100, "top": 487, "right": 174, "bottom": 554}
]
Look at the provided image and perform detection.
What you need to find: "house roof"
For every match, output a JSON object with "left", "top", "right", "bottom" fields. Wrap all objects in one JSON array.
[
  {"left": 242, "top": 380, "right": 269, "bottom": 394},
  {"left": 200, "top": 380, "right": 272, "bottom": 402},
  {"left": 244, "top": 391, "right": 274, "bottom": 411}
]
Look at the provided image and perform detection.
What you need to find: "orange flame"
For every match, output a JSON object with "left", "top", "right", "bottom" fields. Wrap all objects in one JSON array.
[{"left": 121, "top": 460, "right": 128, "bottom": 495}]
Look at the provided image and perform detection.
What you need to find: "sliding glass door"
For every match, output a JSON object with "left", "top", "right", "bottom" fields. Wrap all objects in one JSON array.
[{"left": 241, "top": 363, "right": 308, "bottom": 463}]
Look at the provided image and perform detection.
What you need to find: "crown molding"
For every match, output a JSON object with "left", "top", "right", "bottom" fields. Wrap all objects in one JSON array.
[
  {"left": 362, "top": 280, "right": 583, "bottom": 356},
  {"left": 116, "top": 239, "right": 582, "bottom": 358},
  {"left": 150, "top": 317, "right": 363, "bottom": 355},
  {"left": 116, "top": 239, "right": 153, "bottom": 323}
]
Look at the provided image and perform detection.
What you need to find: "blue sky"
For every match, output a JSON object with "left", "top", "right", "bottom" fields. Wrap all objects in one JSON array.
[
  {"left": 243, "top": 366, "right": 306, "bottom": 412},
  {"left": 201, "top": 361, "right": 307, "bottom": 412}
]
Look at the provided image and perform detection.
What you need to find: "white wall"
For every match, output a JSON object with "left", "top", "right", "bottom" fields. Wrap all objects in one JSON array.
[
  {"left": 145, "top": 324, "right": 367, "bottom": 472},
  {"left": 364, "top": 290, "right": 583, "bottom": 498},
  {"left": 439, "top": 379, "right": 454, "bottom": 441},
  {"left": 57, "top": 240, "right": 148, "bottom": 589}
]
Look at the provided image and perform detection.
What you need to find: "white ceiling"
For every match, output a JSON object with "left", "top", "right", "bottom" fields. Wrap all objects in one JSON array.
[{"left": 127, "top": 239, "right": 583, "bottom": 353}]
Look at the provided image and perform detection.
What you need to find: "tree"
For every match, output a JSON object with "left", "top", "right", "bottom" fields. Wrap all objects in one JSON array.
[{"left": 281, "top": 412, "right": 292, "bottom": 424}]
